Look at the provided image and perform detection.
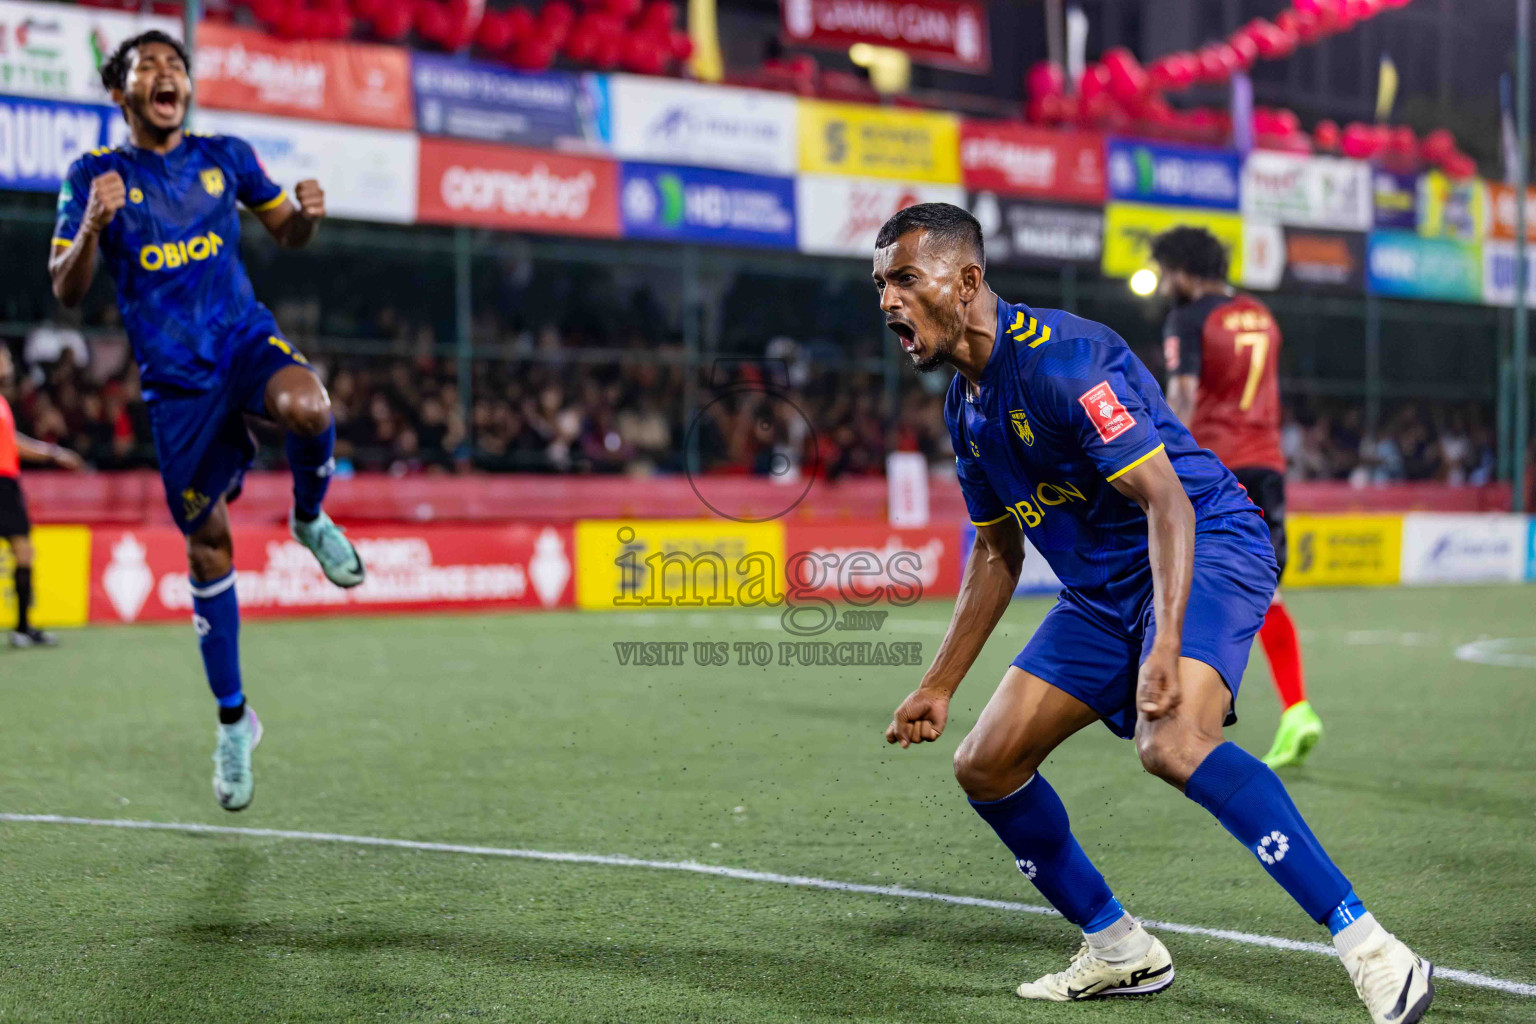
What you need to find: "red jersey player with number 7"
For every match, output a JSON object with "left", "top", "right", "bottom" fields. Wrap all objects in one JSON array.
[{"left": 1152, "top": 226, "right": 1323, "bottom": 770}]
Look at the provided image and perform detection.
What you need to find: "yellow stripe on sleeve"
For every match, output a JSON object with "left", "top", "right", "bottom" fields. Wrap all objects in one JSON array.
[
  {"left": 249, "top": 190, "right": 288, "bottom": 212},
  {"left": 50, "top": 236, "right": 74, "bottom": 248},
  {"left": 970, "top": 513, "right": 1013, "bottom": 527},
  {"left": 1104, "top": 443, "right": 1166, "bottom": 482}
]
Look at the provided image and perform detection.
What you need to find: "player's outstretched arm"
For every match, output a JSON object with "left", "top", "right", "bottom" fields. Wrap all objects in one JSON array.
[
  {"left": 1108, "top": 450, "right": 1195, "bottom": 720},
  {"left": 253, "top": 179, "right": 325, "bottom": 248},
  {"left": 1165, "top": 373, "right": 1198, "bottom": 425},
  {"left": 16, "top": 434, "right": 83, "bottom": 470},
  {"left": 886, "top": 518, "right": 1023, "bottom": 748},
  {"left": 50, "top": 171, "right": 124, "bottom": 307}
]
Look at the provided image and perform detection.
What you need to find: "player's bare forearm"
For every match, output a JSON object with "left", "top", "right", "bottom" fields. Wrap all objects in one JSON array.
[
  {"left": 887, "top": 521, "right": 1020, "bottom": 748},
  {"left": 1111, "top": 451, "right": 1194, "bottom": 718},
  {"left": 16, "top": 434, "right": 83, "bottom": 469},
  {"left": 53, "top": 170, "right": 125, "bottom": 305},
  {"left": 49, "top": 230, "right": 100, "bottom": 307},
  {"left": 256, "top": 179, "right": 325, "bottom": 248},
  {"left": 1166, "top": 374, "right": 1198, "bottom": 425},
  {"left": 920, "top": 519, "right": 1023, "bottom": 697},
  {"left": 274, "top": 209, "right": 319, "bottom": 248},
  {"left": 1111, "top": 452, "right": 1193, "bottom": 653}
]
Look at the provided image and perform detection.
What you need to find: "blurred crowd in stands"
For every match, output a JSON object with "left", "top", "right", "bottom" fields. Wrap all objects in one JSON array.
[{"left": 0, "top": 312, "right": 1513, "bottom": 489}]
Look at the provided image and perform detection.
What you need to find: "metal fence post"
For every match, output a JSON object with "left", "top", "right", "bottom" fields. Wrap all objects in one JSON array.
[
  {"left": 454, "top": 227, "right": 473, "bottom": 445},
  {"left": 183, "top": 0, "right": 200, "bottom": 125},
  {"left": 1515, "top": 0, "right": 1531, "bottom": 510},
  {"left": 1364, "top": 293, "right": 1382, "bottom": 441}
]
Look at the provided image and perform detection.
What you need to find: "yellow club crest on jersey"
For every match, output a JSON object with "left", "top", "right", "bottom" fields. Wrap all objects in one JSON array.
[
  {"left": 1010, "top": 409, "right": 1034, "bottom": 446},
  {"left": 969, "top": 438, "right": 980, "bottom": 457},
  {"left": 200, "top": 167, "right": 225, "bottom": 197},
  {"left": 129, "top": 187, "right": 143, "bottom": 204}
]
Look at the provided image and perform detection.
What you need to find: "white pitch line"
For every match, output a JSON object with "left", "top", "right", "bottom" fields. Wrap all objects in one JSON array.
[{"left": 2, "top": 813, "right": 1531, "bottom": 999}]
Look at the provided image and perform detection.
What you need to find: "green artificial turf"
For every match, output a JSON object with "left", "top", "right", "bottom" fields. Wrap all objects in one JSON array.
[{"left": 1, "top": 586, "right": 1533, "bottom": 1022}]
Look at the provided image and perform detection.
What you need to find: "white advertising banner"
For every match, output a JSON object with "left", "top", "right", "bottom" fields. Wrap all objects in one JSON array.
[
  {"left": 1241, "top": 152, "right": 1371, "bottom": 231},
  {"left": 1482, "top": 240, "right": 1536, "bottom": 308},
  {"left": 1016, "top": 535, "right": 1063, "bottom": 595},
  {"left": 1241, "top": 220, "right": 1285, "bottom": 290},
  {"left": 1400, "top": 513, "right": 1528, "bottom": 584},
  {"left": 607, "top": 74, "right": 798, "bottom": 175},
  {"left": 196, "top": 108, "right": 418, "bottom": 223},
  {"left": 0, "top": 0, "right": 178, "bottom": 102},
  {"left": 796, "top": 174, "right": 964, "bottom": 256},
  {"left": 886, "top": 452, "right": 929, "bottom": 527}
]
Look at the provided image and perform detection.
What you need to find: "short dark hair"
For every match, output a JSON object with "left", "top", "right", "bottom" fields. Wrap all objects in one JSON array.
[
  {"left": 100, "top": 30, "right": 189, "bottom": 93},
  {"left": 874, "top": 202, "right": 985, "bottom": 271},
  {"left": 1149, "top": 225, "right": 1229, "bottom": 282}
]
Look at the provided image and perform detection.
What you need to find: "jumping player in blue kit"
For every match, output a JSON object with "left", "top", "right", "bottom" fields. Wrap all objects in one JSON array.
[
  {"left": 48, "top": 31, "right": 365, "bottom": 812},
  {"left": 874, "top": 205, "right": 1432, "bottom": 1023}
]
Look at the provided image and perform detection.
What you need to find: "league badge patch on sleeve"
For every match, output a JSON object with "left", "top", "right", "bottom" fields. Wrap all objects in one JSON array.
[{"left": 1078, "top": 381, "right": 1136, "bottom": 443}]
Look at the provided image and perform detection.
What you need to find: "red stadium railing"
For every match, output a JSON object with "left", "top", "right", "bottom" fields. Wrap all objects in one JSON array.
[{"left": 18, "top": 471, "right": 1515, "bottom": 527}]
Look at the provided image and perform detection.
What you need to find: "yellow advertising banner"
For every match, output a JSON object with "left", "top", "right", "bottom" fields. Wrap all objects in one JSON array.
[
  {"left": 575, "top": 519, "right": 786, "bottom": 611},
  {"left": 798, "top": 100, "right": 961, "bottom": 183},
  {"left": 1417, "top": 171, "right": 1485, "bottom": 241},
  {"left": 0, "top": 525, "right": 90, "bottom": 628},
  {"left": 1285, "top": 514, "right": 1402, "bottom": 588},
  {"left": 1101, "top": 202, "right": 1244, "bottom": 280}
]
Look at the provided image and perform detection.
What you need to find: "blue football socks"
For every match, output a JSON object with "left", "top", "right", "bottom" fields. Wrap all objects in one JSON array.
[
  {"left": 1185, "top": 741, "right": 1352, "bottom": 923},
  {"left": 190, "top": 571, "right": 242, "bottom": 710},
  {"left": 286, "top": 420, "right": 335, "bottom": 522},
  {"left": 1326, "top": 888, "right": 1368, "bottom": 937},
  {"left": 970, "top": 774, "right": 1120, "bottom": 929}
]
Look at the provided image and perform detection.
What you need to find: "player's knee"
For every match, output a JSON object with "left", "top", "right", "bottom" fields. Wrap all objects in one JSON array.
[
  {"left": 186, "top": 528, "right": 233, "bottom": 582},
  {"left": 953, "top": 741, "right": 1036, "bottom": 801},
  {"left": 283, "top": 387, "right": 332, "bottom": 437},
  {"left": 1135, "top": 728, "right": 1208, "bottom": 786},
  {"left": 10, "top": 537, "right": 33, "bottom": 567}
]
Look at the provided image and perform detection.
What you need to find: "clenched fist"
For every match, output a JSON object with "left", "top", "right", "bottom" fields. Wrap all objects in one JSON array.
[
  {"left": 885, "top": 686, "right": 950, "bottom": 748},
  {"left": 85, "top": 171, "right": 126, "bottom": 233},
  {"left": 294, "top": 179, "right": 326, "bottom": 221}
]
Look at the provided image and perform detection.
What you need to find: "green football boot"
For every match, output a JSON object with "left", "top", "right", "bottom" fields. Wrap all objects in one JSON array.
[
  {"left": 290, "top": 509, "right": 365, "bottom": 588},
  {"left": 1262, "top": 700, "right": 1324, "bottom": 770}
]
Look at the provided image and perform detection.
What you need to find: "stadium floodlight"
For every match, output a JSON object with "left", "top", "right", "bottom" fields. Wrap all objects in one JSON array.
[{"left": 1129, "top": 268, "right": 1159, "bottom": 296}]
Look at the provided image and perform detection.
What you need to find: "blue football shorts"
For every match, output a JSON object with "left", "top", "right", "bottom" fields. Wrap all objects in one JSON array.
[
  {"left": 1013, "top": 511, "right": 1280, "bottom": 739},
  {"left": 146, "top": 324, "right": 313, "bottom": 535}
]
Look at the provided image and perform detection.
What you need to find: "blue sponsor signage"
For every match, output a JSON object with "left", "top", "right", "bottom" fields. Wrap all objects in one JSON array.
[
  {"left": 411, "top": 55, "right": 607, "bottom": 149},
  {"left": 0, "top": 94, "right": 122, "bottom": 192},
  {"left": 619, "top": 162, "right": 796, "bottom": 249},
  {"left": 1527, "top": 517, "right": 1536, "bottom": 582},
  {"left": 1372, "top": 169, "right": 1418, "bottom": 230},
  {"left": 960, "top": 523, "right": 1061, "bottom": 596},
  {"left": 1365, "top": 231, "right": 1482, "bottom": 303},
  {"left": 1106, "top": 137, "right": 1241, "bottom": 210}
]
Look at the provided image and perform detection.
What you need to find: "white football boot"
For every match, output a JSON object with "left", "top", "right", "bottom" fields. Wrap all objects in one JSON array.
[
  {"left": 212, "top": 706, "right": 263, "bottom": 812},
  {"left": 1016, "top": 926, "right": 1174, "bottom": 1001},
  {"left": 1339, "top": 916, "right": 1434, "bottom": 1024}
]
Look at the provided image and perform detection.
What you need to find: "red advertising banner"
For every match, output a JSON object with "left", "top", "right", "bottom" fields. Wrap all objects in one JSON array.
[
  {"left": 781, "top": 0, "right": 990, "bottom": 72},
  {"left": 959, "top": 120, "right": 1105, "bottom": 202},
  {"left": 783, "top": 522, "right": 961, "bottom": 600},
  {"left": 89, "top": 523, "right": 575, "bottom": 623},
  {"left": 194, "top": 23, "right": 413, "bottom": 129},
  {"left": 416, "top": 137, "right": 621, "bottom": 236}
]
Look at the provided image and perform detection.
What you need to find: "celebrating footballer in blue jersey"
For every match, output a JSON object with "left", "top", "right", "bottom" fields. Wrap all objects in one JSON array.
[
  {"left": 875, "top": 204, "right": 1432, "bottom": 1024},
  {"left": 48, "top": 31, "right": 365, "bottom": 813}
]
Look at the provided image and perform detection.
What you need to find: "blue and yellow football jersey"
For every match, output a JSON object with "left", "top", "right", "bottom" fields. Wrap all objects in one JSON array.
[
  {"left": 946, "top": 296, "right": 1257, "bottom": 626},
  {"left": 53, "top": 133, "right": 287, "bottom": 397}
]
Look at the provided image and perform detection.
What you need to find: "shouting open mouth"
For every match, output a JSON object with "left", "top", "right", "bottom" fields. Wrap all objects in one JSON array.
[
  {"left": 149, "top": 81, "right": 181, "bottom": 121},
  {"left": 887, "top": 317, "right": 919, "bottom": 355}
]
